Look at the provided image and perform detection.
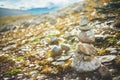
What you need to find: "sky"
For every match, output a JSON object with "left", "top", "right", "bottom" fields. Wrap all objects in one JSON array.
[{"left": 0, "top": 0, "right": 83, "bottom": 10}]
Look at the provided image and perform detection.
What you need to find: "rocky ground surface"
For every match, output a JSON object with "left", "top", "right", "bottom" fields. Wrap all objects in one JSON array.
[{"left": 0, "top": 0, "right": 120, "bottom": 80}]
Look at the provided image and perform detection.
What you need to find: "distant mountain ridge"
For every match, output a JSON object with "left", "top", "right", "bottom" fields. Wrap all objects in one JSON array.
[
  {"left": 0, "top": 8, "right": 28, "bottom": 17},
  {"left": 26, "top": 7, "right": 58, "bottom": 14},
  {"left": 0, "top": 7, "right": 58, "bottom": 17}
]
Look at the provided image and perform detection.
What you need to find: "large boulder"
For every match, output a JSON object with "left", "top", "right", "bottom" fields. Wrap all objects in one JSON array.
[{"left": 72, "top": 52, "right": 101, "bottom": 72}]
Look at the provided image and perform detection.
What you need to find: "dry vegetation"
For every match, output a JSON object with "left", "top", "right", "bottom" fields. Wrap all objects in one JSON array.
[
  {"left": 0, "top": 0, "right": 120, "bottom": 80},
  {"left": 0, "top": 14, "right": 37, "bottom": 28}
]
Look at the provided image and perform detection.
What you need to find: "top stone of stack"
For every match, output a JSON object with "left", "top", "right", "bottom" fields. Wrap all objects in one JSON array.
[{"left": 79, "top": 16, "right": 92, "bottom": 31}]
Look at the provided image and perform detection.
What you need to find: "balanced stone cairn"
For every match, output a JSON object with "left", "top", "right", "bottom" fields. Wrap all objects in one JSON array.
[
  {"left": 72, "top": 16, "right": 116, "bottom": 75},
  {"left": 72, "top": 17, "right": 101, "bottom": 72}
]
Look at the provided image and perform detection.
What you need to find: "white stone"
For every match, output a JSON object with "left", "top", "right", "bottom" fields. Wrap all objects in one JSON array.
[
  {"left": 117, "top": 41, "right": 120, "bottom": 45},
  {"left": 29, "top": 70, "right": 38, "bottom": 75},
  {"left": 52, "top": 61, "right": 65, "bottom": 66},
  {"left": 106, "top": 48, "right": 117, "bottom": 54},
  {"left": 98, "top": 55, "right": 116, "bottom": 63},
  {"left": 57, "top": 56, "right": 71, "bottom": 61},
  {"left": 47, "top": 57, "right": 54, "bottom": 61},
  {"left": 2, "top": 44, "right": 16, "bottom": 51}
]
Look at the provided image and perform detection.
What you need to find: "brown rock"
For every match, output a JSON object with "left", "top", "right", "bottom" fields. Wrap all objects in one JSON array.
[
  {"left": 77, "top": 30, "right": 95, "bottom": 43},
  {"left": 76, "top": 42, "right": 97, "bottom": 56}
]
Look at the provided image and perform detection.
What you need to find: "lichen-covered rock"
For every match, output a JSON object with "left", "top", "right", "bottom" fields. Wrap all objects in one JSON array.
[
  {"left": 50, "top": 36, "right": 59, "bottom": 45},
  {"left": 51, "top": 45, "right": 62, "bottom": 57},
  {"left": 61, "top": 43, "right": 70, "bottom": 52}
]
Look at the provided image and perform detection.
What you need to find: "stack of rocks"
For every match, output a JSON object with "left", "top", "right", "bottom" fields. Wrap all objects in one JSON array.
[
  {"left": 72, "top": 17, "right": 101, "bottom": 72},
  {"left": 71, "top": 17, "right": 117, "bottom": 80}
]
